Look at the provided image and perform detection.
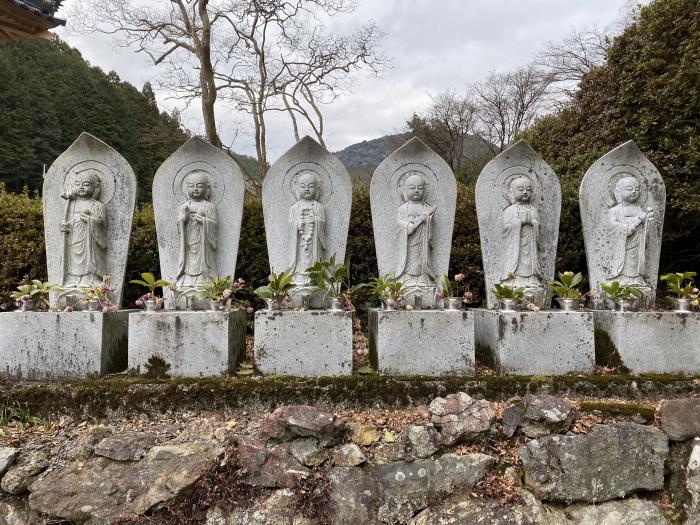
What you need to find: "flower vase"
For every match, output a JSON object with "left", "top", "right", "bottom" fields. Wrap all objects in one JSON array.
[
  {"left": 670, "top": 298, "right": 692, "bottom": 313},
  {"left": 265, "top": 298, "right": 283, "bottom": 311},
  {"left": 615, "top": 298, "right": 640, "bottom": 312},
  {"left": 144, "top": 299, "right": 161, "bottom": 312},
  {"left": 498, "top": 299, "right": 518, "bottom": 312},
  {"left": 19, "top": 300, "right": 37, "bottom": 312},
  {"left": 208, "top": 299, "right": 230, "bottom": 312},
  {"left": 86, "top": 299, "right": 102, "bottom": 312},
  {"left": 555, "top": 298, "right": 579, "bottom": 311},
  {"left": 445, "top": 297, "right": 463, "bottom": 310},
  {"left": 381, "top": 299, "right": 397, "bottom": 311},
  {"left": 329, "top": 297, "right": 343, "bottom": 311}
]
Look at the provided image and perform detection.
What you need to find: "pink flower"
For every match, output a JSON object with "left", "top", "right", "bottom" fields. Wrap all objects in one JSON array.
[
  {"left": 463, "top": 291, "right": 474, "bottom": 303},
  {"left": 222, "top": 289, "right": 233, "bottom": 299},
  {"left": 169, "top": 283, "right": 177, "bottom": 292},
  {"left": 454, "top": 273, "right": 465, "bottom": 282},
  {"left": 405, "top": 304, "right": 414, "bottom": 311},
  {"left": 435, "top": 291, "right": 445, "bottom": 300},
  {"left": 64, "top": 306, "right": 73, "bottom": 312},
  {"left": 135, "top": 299, "right": 144, "bottom": 307},
  {"left": 232, "top": 282, "right": 240, "bottom": 289},
  {"left": 237, "top": 278, "right": 246, "bottom": 285}
]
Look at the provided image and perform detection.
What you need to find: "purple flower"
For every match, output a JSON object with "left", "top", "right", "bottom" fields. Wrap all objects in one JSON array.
[
  {"left": 435, "top": 291, "right": 445, "bottom": 301},
  {"left": 64, "top": 306, "right": 73, "bottom": 312},
  {"left": 463, "top": 291, "right": 474, "bottom": 303},
  {"left": 135, "top": 299, "right": 144, "bottom": 307},
  {"left": 232, "top": 282, "right": 240, "bottom": 289}
]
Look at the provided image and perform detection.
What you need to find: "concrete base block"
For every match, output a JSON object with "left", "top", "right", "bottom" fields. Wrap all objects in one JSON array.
[
  {"left": 0, "top": 311, "right": 130, "bottom": 379},
  {"left": 254, "top": 310, "right": 352, "bottom": 376},
  {"left": 128, "top": 310, "right": 246, "bottom": 377},
  {"left": 593, "top": 311, "right": 700, "bottom": 374},
  {"left": 474, "top": 309, "right": 594, "bottom": 375},
  {"left": 369, "top": 309, "right": 475, "bottom": 376}
]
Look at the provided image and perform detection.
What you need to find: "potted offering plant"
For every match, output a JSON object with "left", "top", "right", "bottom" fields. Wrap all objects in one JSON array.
[
  {"left": 660, "top": 272, "right": 699, "bottom": 312},
  {"left": 490, "top": 283, "right": 525, "bottom": 311},
  {"left": 199, "top": 275, "right": 244, "bottom": 311},
  {"left": 307, "top": 255, "right": 358, "bottom": 311},
  {"left": 367, "top": 274, "right": 407, "bottom": 311},
  {"left": 438, "top": 273, "right": 473, "bottom": 310},
  {"left": 130, "top": 272, "right": 170, "bottom": 312},
  {"left": 10, "top": 280, "right": 62, "bottom": 312},
  {"left": 81, "top": 275, "right": 116, "bottom": 312},
  {"left": 254, "top": 269, "right": 296, "bottom": 310},
  {"left": 549, "top": 271, "right": 584, "bottom": 311},
  {"left": 601, "top": 281, "right": 644, "bottom": 312}
]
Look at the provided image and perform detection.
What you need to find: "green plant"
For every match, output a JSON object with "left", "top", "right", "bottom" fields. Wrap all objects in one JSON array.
[
  {"left": 10, "top": 279, "right": 62, "bottom": 310},
  {"left": 254, "top": 269, "right": 297, "bottom": 302},
  {"left": 129, "top": 272, "right": 170, "bottom": 299},
  {"left": 200, "top": 275, "right": 234, "bottom": 301},
  {"left": 81, "top": 275, "right": 117, "bottom": 312},
  {"left": 660, "top": 271, "right": 697, "bottom": 299},
  {"left": 601, "top": 281, "right": 644, "bottom": 302},
  {"left": 367, "top": 274, "right": 406, "bottom": 305},
  {"left": 549, "top": 271, "right": 584, "bottom": 299},
  {"left": 439, "top": 272, "right": 471, "bottom": 299},
  {"left": 490, "top": 283, "right": 525, "bottom": 300},
  {"left": 307, "top": 254, "right": 350, "bottom": 298},
  {"left": 0, "top": 401, "right": 48, "bottom": 427}
]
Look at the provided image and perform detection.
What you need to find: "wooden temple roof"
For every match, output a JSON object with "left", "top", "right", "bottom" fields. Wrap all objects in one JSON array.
[{"left": 0, "top": 0, "right": 65, "bottom": 43}]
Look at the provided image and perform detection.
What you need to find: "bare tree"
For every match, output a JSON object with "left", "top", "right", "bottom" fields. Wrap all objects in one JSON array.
[
  {"left": 72, "top": 0, "right": 385, "bottom": 178},
  {"left": 470, "top": 65, "right": 554, "bottom": 152}
]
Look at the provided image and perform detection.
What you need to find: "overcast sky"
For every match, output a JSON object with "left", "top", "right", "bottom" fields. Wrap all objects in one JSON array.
[{"left": 55, "top": 0, "right": 633, "bottom": 160}]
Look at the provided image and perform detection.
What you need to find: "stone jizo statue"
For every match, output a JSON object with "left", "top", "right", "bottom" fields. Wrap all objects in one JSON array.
[
  {"left": 288, "top": 170, "right": 326, "bottom": 286},
  {"left": 60, "top": 169, "right": 108, "bottom": 288},
  {"left": 606, "top": 176, "right": 654, "bottom": 290},
  {"left": 501, "top": 174, "right": 544, "bottom": 291},
  {"left": 396, "top": 172, "right": 436, "bottom": 289},
  {"left": 177, "top": 170, "right": 218, "bottom": 289}
]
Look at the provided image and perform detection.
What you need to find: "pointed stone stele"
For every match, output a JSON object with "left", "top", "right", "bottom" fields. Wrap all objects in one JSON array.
[
  {"left": 0, "top": 133, "right": 136, "bottom": 379},
  {"left": 43, "top": 132, "right": 137, "bottom": 309},
  {"left": 579, "top": 140, "right": 666, "bottom": 305},
  {"left": 475, "top": 139, "right": 561, "bottom": 310},
  {"left": 255, "top": 137, "right": 353, "bottom": 377}
]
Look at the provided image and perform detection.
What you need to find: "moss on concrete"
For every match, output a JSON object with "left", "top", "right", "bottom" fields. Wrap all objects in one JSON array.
[{"left": 579, "top": 401, "right": 657, "bottom": 422}]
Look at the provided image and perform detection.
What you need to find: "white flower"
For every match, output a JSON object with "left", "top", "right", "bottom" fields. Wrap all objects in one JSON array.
[{"left": 405, "top": 304, "right": 414, "bottom": 311}]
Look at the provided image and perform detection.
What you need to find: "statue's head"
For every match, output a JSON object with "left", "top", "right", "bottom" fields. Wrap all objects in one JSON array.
[
  {"left": 401, "top": 172, "right": 427, "bottom": 203},
  {"left": 508, "top": 175, "right": 534, "bottom": 204},
  {"left": 613, "top": 176, "right": 640, "bottom": 204},
  {"left": 184, "top": 171, "right": 211, "bottom": 201},
  {"left": 296, "top": 171, "right": 320, "bottom": 201},
  {"left": 73, "top": 170, "right": 102, "bottom": 199}
]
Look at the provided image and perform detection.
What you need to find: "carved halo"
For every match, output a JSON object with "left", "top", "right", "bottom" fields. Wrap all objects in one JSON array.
[
  {"left": 604, "top": 164, "right": 649, "bottom": 208},
  {"left": 172, "top": 161, "right": 225, "bottom": 206},
  {"left": 494, "top": 166, "right": 543, "bottom": 210},
  {"left": 282, "top": 162, "right": 333, "bottom": 205},
  {"left": 389, "top": 163, "right": 439, "bottom": 206},
  {"left": 62, "top": 161, "right": 116, "bottom": 204}
]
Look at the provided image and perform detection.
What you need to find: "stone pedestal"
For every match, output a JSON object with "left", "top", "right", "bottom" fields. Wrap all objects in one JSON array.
[
  {"left": 593, "top": 311, "right": 700, "bottom": 374},
  {"left": 474, "top": 309, "right": 594, "bottom": 375},
  {"left": 369, "top": 309, "right": 474, "bottom": 376},
  {"left": 254, "top": 310, "right": 352, "bottom": 376},
  {"left": 0, "top": 311, "right": 130, "bottom": 379},
  {"left": 129, "top": 310, "right": 246, "bottom": 377}
]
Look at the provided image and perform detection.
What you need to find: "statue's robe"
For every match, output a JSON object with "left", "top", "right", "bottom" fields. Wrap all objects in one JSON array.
[
  {"left": 501, "top": 202, "right": 541, "bottom": 282},
  {"left": 395, "top": 201, "right": 436, "bottom": 287},
  {"left": 66, "top": 198, "right": 107, "bottom": 286},
  {"left": 606, "top": 202, "right": 647, "bottom": 283},
  {"left": 288, "top": 200, "right": 326, "bottom": 285},
  {"left": 177, "top": 200, "right": 218, "bottom": 287}
]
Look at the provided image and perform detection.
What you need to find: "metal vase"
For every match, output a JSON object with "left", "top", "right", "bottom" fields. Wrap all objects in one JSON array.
[
  {"left": 555, "top": 298, "right": 579, "bottom": 311},
  {"left": 86, "top": 299, "right": 102, "bottom": 312},
  {"left": 265, "top": 298, "right": 283, "bottom": 311},
  {"left": 144, "top": 299, "right": 160, "bottom": 312},
  {"left": 615, "top": 298, "right": 640, "bottom": 312},
  {"left": 19, "top": 300, "right": 37, "bottom": 312},
  {"left": 671, "top": 297, "right": 692, "bottom": 313},
  {"left": 329, "top": 297, "right": 343, "bottom": 311},
  {"left": 381, "top": 298, "right": 397, "bottom": 311},
  {"left": 445, "top": 297, "right": 463, "bottom": 310},
  {"left": 498, "top": 299, "right": 518, "bottom": 312}
]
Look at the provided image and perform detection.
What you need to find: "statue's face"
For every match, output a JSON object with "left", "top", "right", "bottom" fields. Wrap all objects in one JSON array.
[
  {"left": 297, "top": 173, "right": 318, "bottom": 201},
  {"left": 186, "top": 172, "right": 209, "bottom": 201},
  {"left": 405, "top": 175, "right": 425, "bottom": 202},
  {"left": 510, "top": 176, "right": 533, "bottom": 203},
  {"left": 73, "top": 173, "right": 98, "bottom": 198},
  {"left": 616, "top": 177, "right": 640, "bottom": 203}
]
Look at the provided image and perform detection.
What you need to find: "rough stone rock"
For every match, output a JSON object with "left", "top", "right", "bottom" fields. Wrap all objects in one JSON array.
[
  {"left": 659, "top": 398, "right": 700, "bottom": 441},
  {"left": 1, "top": 450, "right": 49, "bottom": 494},
  {"left": 520, "top": 423, "right": 668, "bottom": 503},
  {"left": 0, "top": 447, "right": 19, "bottom": 478},
  {"left": 61, "top": 425, "right": 112, "bottom": 459},
  {"left": 564, "top": 498, "right": 670, "bottom": 524},
  {"left": 206, "top": 489, "right": 316, "bottom": 525},
  {"left": 349, "top": 422, "right": 382, "bottom": 446},
  {"left": 287, "top": 437, "right": 328, "bottom": 467},
  {"left": 403, "top": 425, "right": 440, "bottom": 459},
  {"left": 260, "top": 405, "right": 346, "bottom": 445},
  {"left": 28, "top": 443, "right": 223, "bottom": 523},
  {"left": 0, "top": 500, "right": 41, "bottom": 525},
  {"left": 688, "top": 438, "right": 700, "bottom": 522},
  {"left": 502, "top": 395, "right": 576, "bottom": 438},
  {"left": 429, "top": 393, "right": 496, "bottom": 445},
  {"left": 332, "top": 443, "right": 366, "bottom": 467},
  {"left": 329, "top": 453, "right": 494, "bottom": 525},
  {"left": 94, "top": 431, "right": 158, "bottom": 461},
  {"left": 373, "top": 441, "right": 406, "bottom": 464},
  {"left": 238, "top": 437, "right": 309, "bottom": 488}
]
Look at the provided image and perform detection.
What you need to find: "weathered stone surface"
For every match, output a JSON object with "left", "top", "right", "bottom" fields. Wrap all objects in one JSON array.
[
  {"left": 332, "top": 443, "right": 366, "bottom": 467},
  {"left": 349, "top": 422, "right": 381, "bottom": 446},
  {"left": 238, "top": 437, "right": 309, "bottom": 488},
  {"left": 370, "top": 137, "right": 457, "bottom": 306},
  {"left": 373, "top": 441, "right": 406, "bottom": 464},
  {"left": 94, "top": 431, "right": 157, "bottom": 461},
  {"left": 129, "top": 310, "right": 246, "bottom": 377},
  {"left": 206, "top": 489, "right": 314, "bottom": 525},
  {"left": 254, "top": 311, "right": 353, "bottom": 376},
  {"left": 369, "top": 309, "right": 474, "bottom": 376},
  {"left": 0, "top": 311, "right": 130, "bottom": 380},
  {"left": 153, "top": 137, "right": 246, "bottom": 310},
  {"left": 476, "top": 140, "right": 561, "bottom": 309},
  {"left": 0, "top": 447, "right": 19, "bottom": 478},
  {"left": 0, "top": 500, "right": 41, "bottom": 525},
  {"left": 287, "top": 437, "right": 328, "bottom": 467},
  {"left": 1, "top": 450, "right": 49, "bottom": 494},
  {"left": 564, "top": 499, "right": 670, "bottom": 524},
  {"left": 474, "top": 310, "right": 595, "bottom": 376},
  {"left": 403, "top": 425, "right": 440, "bottom": 459},
  {"left": 593, "top": 311, "right": 700, "bottom": 375},
  {"left": 328, "top": 467, "right": 381, "bottom": 525},
  {"left": 61, "top": 425, "right": 112, "bottom": 459},
  {"left": 688, "top": 438, "right": 700, "bottom": 521},
  {"left": 659, "top": 399, "right": 700, "bottom": 441},
  {"left": 580, "top": 141, "right": 666, "bottom": 306},
  {"left": 43, "top": 132, "right": 137, "bottom": 309},
  {"left": 260, "top": 405, "right": 346, "bottom": 446},
  {"left": 520, "top": 423, "right": 668, "bottom": 503},
  {"left": 502, "top": 395, "right": 576, "bottom": 438},
  {"left": 28, "top": 443, "right": 223, "bottom": 522},
  {"left": 429, "top": 392, "right": 496, "bottom": 445}
]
